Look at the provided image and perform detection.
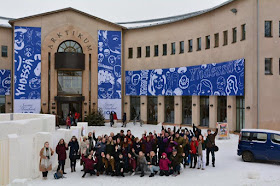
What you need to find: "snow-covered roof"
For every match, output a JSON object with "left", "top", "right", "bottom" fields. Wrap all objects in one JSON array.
[
  {"left": 0, "top": 16, "right": 12, "bottom": 28},
  {"left": 117, "top": 0, "right": 235, "bottom": 29},
  {"left": 241, "top": 129, "right": 280, "bottom": 135}
]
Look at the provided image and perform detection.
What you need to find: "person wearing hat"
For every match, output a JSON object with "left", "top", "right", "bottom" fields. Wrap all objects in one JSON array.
[
  {"left": 205, "top": 128, "right": 218, "bottom": 167},
  {"left": 80, "top": 136, "right": 89, "bottom": 171},
  {"left": 159, "top": 152, "right": 171, "bottom": 176},
  {"left": 169, "top": 149, "right": 185, "bottom": 176}
]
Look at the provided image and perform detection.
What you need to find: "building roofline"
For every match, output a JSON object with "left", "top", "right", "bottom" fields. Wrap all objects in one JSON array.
[
  {"left": 118, "top": 0, "right": 236, "bottom": 29},
  {"left": 8, "top": 7, "right": 126, "bottom": 29}
]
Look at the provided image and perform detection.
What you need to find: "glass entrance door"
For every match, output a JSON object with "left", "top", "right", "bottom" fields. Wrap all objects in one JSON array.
[
  {"left": 147, "top": 96, "right": 158, "bottom": 124},
  {"left": 200, "top": 96, "right": 209, "bottom": 126},
  {"left": 58, "top": 102, "right": 81, "bottom": 125},
  {"left": 236, "top": 96, "right": 245, "bottom": 132}
]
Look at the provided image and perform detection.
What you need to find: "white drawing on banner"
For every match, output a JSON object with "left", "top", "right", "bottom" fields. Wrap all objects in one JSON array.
[
  {"left": 148, "top": 69, "right": 166, "bottom": 95},
  {"left": 172, "top": 72, "right": 179, "bottom": 88},
  {"left": 198, "top": 79, "right": 213, "bottom": 95},
  {"left": 108, "top": 55, "right": 116, "bottom": 66},
  {"left": 14, "top": 28, "right": 27, "bottom": 51},
  {"left": 104, "top": 49, "right": 110, "bottom": 57},
  {"left": 179, "top": 75, "right": 189, "bottom": 89},
  {"left": 165, "top": 89, "right": 173, "bottom": 96},
  {"left": 226, "top": 75, "right": 238, "bottom": 95},
  {"left": 239, "top": 72, "right": 244, "bottom": 90},
  {"left": 128, "top": 71, "right": 133, "bottom": 76},
  {"left": 29, "top": 77, "right": 41, "bottom": 89},
  {"left": 26, "top": 29, "right": 33, "bottom": 44},
  {"left": 174, "top": 88, "right": 183, "bottom": 95},
  {"left": 234, "top": 59, "right": 244, "bottom": 73},
  {"left": 131, "top": 74, "right": 140, "bottom": 86},
  {"left": 2, "top": 75, "right": 11, "bottom": 88},
  {"left": 114, "top": 65, "right": 121, "bottom": 78},
  {"left": 217, "top": 76, "right": 226, "bottom": 90},
  {"left": 15, "top": 55, "right": 22, "bottom": 71},
  {"left": 128, "top": 85, "right": 136, "bottom": 95},
  {"left": 98, "top": 70, "right": 115, "bottom": 99},
  {"left": 98, "top": 53, "right": 104, "bottom": 63},
  {"left": 0, "top": 89, "right": 5, "bottom": 95},
  {"left": 108, "top": 34, "right": 121, "bottom": 54},
  {"left": 24, "top": 45, "right": 34, "bottom": 58},
  {"left": 214, "top": 90, "right": 226, "bottom": 96},
  {"left": 34, "top": 62, "right": 41, "bottom": 77},
  {"left": 140, "top": 70, "right": 149, "bottom": 95},
  {"left": 125, "top": 76, "right": 130, "bottom": 84},
  {"left": 201, "top": 64, "right": 207, "bottom": 69},
  {"left": 169, "top": 68, "right": 175, "bottom": 72},
  {"left": 28, "top": 91, "right": 40, "bottom": 99},
  {"left": 178, "top": 67, "right": 187, "bottom": 73},
  {"left": 98, "top": 42, "right": 104, "bottom": 52},
  {"left": 0, "top": 70, "right": 5, "bottom": 75}
]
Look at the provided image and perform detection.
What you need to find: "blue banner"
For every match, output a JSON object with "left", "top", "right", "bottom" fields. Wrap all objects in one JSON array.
[
  {"left": 0, "top": 70, "right": 11, "bottom": 95},
  {"left": 14, "top": 26, "right": 41, "bottom": 113},
  {"left": 126, "top": 58, "right": 244, "bottom": 96},
  {"left": 98, "top": 30, "right": 122, "bottom": 119}
]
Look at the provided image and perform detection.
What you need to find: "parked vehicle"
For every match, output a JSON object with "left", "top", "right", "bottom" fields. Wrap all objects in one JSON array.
[{"left": 237, "top": 129, "right": 280, "bottom": 162}]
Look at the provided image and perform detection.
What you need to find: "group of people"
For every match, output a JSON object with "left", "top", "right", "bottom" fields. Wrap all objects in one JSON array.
[
  {"left": 66, "top": 111, "right": 80, "bottom": 129},
  {"left": 39, "top": 124, "right": 218, "bottom": 179},
  {"left": 109, "top": 112, "right": 127, "bottom": 128}
]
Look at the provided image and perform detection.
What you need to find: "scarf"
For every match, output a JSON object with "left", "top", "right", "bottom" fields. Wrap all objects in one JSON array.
[{"left": 41, "top": 147, "right": 52, "bottom": 168}]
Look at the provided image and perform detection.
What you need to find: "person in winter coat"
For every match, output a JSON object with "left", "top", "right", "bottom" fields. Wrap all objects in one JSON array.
[
  {"left": 68, "top": 136, "right": 79, "bottom": 172},
  {"left": 133, "top": 137, "right": 142, "bottom": 155},
  {"left": 39, "top": 142, "right": 54, "bottom": 179},
  {"left": 56, "top": 139, "right": 68, "bottom": 174},
  {"left": 190, "top": 136, "right": 198, "bottom": 169},
  {"left": 132, "top": 149, "right": 147, "bottom": 177},
  {"left": 197, "top": 134, "right": 206, "bottom": 170},
  {"left": 122, "top": 113, "right": 127, "bottom": 127},
  {"left": 116, "top": 153, "right": 125, "bottom": 177},
  {"left": 66, "top": 116, "right": 71, "bottom": 129},
  {"left": 163, "top": 136, "right": 178, "bottom": 158},
  {"left": 169, "top": 149, "right": 185, "bottom": 175},
  {"left": 143, "top": 136, "right": 153, "bottom": 156},
  {"left": 106, "top": 136, "right": 115, "bottom": 156},
  {"left": 183, "top": 135, "right": 191, "bottom": 167},
  {"left": 113, "top": 112, "right": 118, "bottom": 128},
  {"left": 157, "top": 133, "right": 165, "bottom": 158},
  {"left": 95, "top": 138, "right": 106, "bottom": 156},
  {"left": 193, "top": 124, "right": 202, "bottom": 139},
  {"left": 174, "top": 132, "right": 185, "bottom": 155},
  {"left": 103, "top": 154, "right": 115, "bottom": 176},
  {"left": 79, "top": 136, "right": 89, "bottom": 171},
  {"left": 110, "top": 111, "right": 114, "bottom": 127},
  {"left": 127, "top": 153, "right": 136, "bottom": 175},
  {"left": 206, "top": 128, "right": 218, "bottom": 167},
  {"left": 147, "top": 151, "right": 159, "bottom": 177},
  {"left": 87, "top": 132, "right": 94, "bottom": 151},
  {"left": 159, "top": 152, "right": 171, "bottom": 176},
  {"left": 81, "top": 150, "right": 98, "bottom": 178}
]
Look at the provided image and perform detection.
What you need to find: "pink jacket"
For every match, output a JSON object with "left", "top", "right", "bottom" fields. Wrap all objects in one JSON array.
[{"left": 159, "top": 158, "right": 171, "bottom": 171}]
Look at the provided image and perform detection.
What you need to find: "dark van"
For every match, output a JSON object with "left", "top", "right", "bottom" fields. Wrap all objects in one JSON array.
[{"left": 237, "top": 129, "right": 280, "bottom": 162}]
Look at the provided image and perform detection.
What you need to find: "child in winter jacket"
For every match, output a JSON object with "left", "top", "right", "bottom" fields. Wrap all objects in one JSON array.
[
  {"left": 190, "top": 136, "right": 199, "bottom": 169},
  {"left": 159, "top": 152, "right": 171, "bottom": 176}
]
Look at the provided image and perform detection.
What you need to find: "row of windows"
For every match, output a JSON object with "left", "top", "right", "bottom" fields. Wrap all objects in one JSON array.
[
  {"left": 128, "top": 24, "right": 246, "bottom": 59},
  {"left": 264, "top": 58, "right": 280, "bottom": 75},
  {"left": 1, "top": 46, "right": 7, "bottom": 57}
]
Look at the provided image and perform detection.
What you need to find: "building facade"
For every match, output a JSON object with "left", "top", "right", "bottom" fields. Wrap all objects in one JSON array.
[{"left": 0, "top": 0, "right": 280, "bottom": 131}]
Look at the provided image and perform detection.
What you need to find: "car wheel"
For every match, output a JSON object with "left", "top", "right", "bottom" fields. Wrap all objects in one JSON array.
[{"left": 242, "top": 151, "right": 254, "bottom": 162}]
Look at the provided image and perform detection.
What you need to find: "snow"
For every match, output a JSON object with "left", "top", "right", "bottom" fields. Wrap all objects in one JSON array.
[
  {"left": 0, "top": 17, "right": 11, "bottom": 28},
  {"left": 26, "top": 122, "right": 280, "bottom": 186},
  {"left": 241, "top": 129, "right": 280, "bottom": 136}
]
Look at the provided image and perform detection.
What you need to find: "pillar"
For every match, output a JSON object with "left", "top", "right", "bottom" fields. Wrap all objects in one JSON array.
[
  {"left": 192, "top": 96, "right": 200, "bottom": 126},
  {"left": 140, "top": 96, "right": 148, "bottom": 123},
  {"left": 174, "top": 96, "right": 182, "bottom": 125},
  {"left": 158, "top": 96, "right": 165, "bottom": 123},
  {"left": 50, "top": 53, "right": 57, "bottom": 114},
  {"left": 227, "top": 96, "right": 236, "bottom": 132},
  {"left": 209, "top": 96, "right": 218, "bottom": 129}
]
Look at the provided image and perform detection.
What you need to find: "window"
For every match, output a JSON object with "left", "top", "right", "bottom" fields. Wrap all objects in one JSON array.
[
  {"left": 271, "top": 134, "right": 280, "bottom": 145},
  {"left": 182, "top": 96, "right": 192, "bottom": 124},
  {"left": 179, "top": 41, "right": 184, "bottom": 53},
  {"left": 1, "top": 46, "right": 7, "bottom": 57},
  {"left": 128, "top": 48, "right": 133, "bottom": 58},
  {"left": 232, "top": 27, "right": 237, "bottom": 43},
  {"left": 188, "top": 39, "right": 193, "bottom": 52},
  {"left": 205, "top": 35, "right": 210, "bottom": 49},
  {"left": 0, "top": 96, "right": 5, "bottom": 113},
  {"left": 137, "top": 47, "right": 141, "bottom": 58},
  {"left": 197, "top": 37, "right": 201, "bottom": 51},
  {"left": 146, "top": 46, "right": 150, "bottom": 57},
  {"left": 163, "top": 44, "right": 167, "bottom": 56},
  {"left": 241, "top": 132, "right": 250, "bottom": 141},
  {"left": 147, "top": 96, "right": 158, "bottom": 124},
  {"left": 217, "top": 96, "right": 227, "bottom": 122},
  {"left": 58, "top": 40, "right": 82, "bottom": 53},
  {"left": 171, "top": 42, "right": 175, "bottom": 55},
  {"left": 214, "top": 33, "right": 219, "bottom": 47},
  {"left": 58, "top": 71, "right": 82, "bottom": 95},
  {"left": 236, "top": 96, "right": 245, "bottom": 132},
  {"left": 165, "top": 96, "right": 174, "bottom": 123},
  {"left": 265, "top": 21, "right": 272, "bottom": 37},
  {"left": 200, "top": 96, "right": 209, "bottom": 126},
  {"left": 251, "top": 133, "right": 267, "bottom": 142},
  {"left": 130, "top": 96, "right": 140, "bottom": 120},
  {"left": 154, "top": 45, "right": 159, "bottom": 56},
  {"left": 241, "top": 24, "right": 246, "bottom": 40},
  {"left": 265, "top": 58, "right": 273, "bottom": 75},
  {"left": 223, "top": 31, "right": 228, "bottom": 46}
]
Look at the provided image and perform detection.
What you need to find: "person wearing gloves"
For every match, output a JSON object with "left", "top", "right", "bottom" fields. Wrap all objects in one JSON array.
[{"left": 39, "top": 142, "right": 54, "bottom": 180}]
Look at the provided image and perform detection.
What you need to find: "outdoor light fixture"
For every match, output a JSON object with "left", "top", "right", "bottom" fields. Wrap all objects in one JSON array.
[
  {"left": 84, "top": 111, "right": 87, "bottom": 114},
  {"left": 52, "top": 107, "right": 55, "bottom": 109},
  {"left": 193, "top": 104, "right": 196, "bottom": 106},
  {"left": 228, "top": 105, "right": 232, "bottom": 108},
  {"left": 175, "top": 103, "right": 179, "bottom": 106},
  {"left": 141, "top": 102, "right": 144, "bottom": 105},
  {"left": 159, "top": 103, "right": 162, "bottom": 105},
  {"left": 124, "top": 102, "right": 127, "bottom": 105},
  {"left": 84, "top": 102, "right": 87, "bottom": 105},
  {"left": 210, "top": 104, "right": 214, "bottom": 107},
  {"left": 231, "top": 8, "right": 237, "bottom": 14},
  {"left": 246, "top": 106, "right": 250, "bottom": 110},
  {"left": 7, "top": 102, "right": 11, "bottom": 105},
  {"left": 93, "top": 102, "right": 96, "bottom": 105},
  {"left": 42, "top": 103, "right": 46, "bottom": 106},
  {"left": 52, "top": 102, "right": 55, "bottom": 105}
]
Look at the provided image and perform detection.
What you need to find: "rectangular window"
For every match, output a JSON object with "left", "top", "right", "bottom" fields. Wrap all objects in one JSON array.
[
  {"left": 241, "top": 132, "right": 250, "bottom": 141},
  {"left": 214, "top": 33, "right": 219, "bottom": 47},
  {"left": 146, "top": 46, "right": 150, "bottom": 57},
  {"left": 265, "top": 21, "right": 272, "bottom": 37},
  {"left": 217, "top": 96, "right": 227, "bottom": 122},
  {"left": 0, "top": 96, "right": 5, "bottom": 113},
  {"left": 137, "top": 47, "right": 141, "bottom": 58},
  {"left": 1, "top": 46, "right": 7, "bottom": 57},
  {"left": 241, "top": 24, "right": 246, "bottom": 40},
  {"left": 58, "top": 71, "right": 82, "bottom": 95},
  {"left": 205, "top": 35, "right": 210, "bottom": 49},
  {"left": 163, "top": 44, "right": 167, "bottom": 56},
  {"left": 171, "top": 42, "right": 175, "bottom": 55},
  {"left": 223, "top": 30, "right": 228, "bottom": 46},
  {"left": 232, "top": 27, "right": 237, "bottom": 43},
  {"left": 179, "top": 41, "right": 184, "bottom": 54},
  {"left": 251, "top": 133, "right": 267, "bottom": 142},
  {"left": 154, "top": 45, "right": 159, "bottom": 56},
  {"left": 188, "top": 39, "right": 193, "bottom": 52},
  {"left": 197, "top": 37, "right": 201, "bottom": 51},
  {"left": 128, "top": 48, "right": 133, "bottom": 58},
  {"left": 265, "top": 58, "right": 273, "bottom": 75},
  {"left": 271, "top": 134, "right": 280, "bottom": 145}
]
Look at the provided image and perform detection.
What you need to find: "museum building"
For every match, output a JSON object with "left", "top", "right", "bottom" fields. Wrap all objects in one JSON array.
[{"left": 0, "top": 0, "right": 280, "bottom": 131}]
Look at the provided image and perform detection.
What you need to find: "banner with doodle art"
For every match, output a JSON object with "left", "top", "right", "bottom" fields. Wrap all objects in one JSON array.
[
  {"left": 126, "top": 58, "right": 244, "bottom": 96},
  {"left": 98, "top": 30, "right": 122, "bottom": 119},
  {"left": 0, "top": 70, "right": 11, "bottom": 95},
  {"left": 14, "top": 26, "right": 41, "bottom": 113}
]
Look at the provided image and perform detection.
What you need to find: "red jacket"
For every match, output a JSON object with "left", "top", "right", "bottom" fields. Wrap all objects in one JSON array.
[
  {"left": 113, "top": 113, "right": 117, "bottom": 120},
  {"left": 190, "top": 140, "right": 199, "bottom": 154},
  {"left": 66, "top": 118, "right": 71, "bottom": 126},
  {"left": 82, "top": 155, "right": 98, "bottom": 171},
  {"left": 128, "top": 157, "right": 136, "bottom": 170},
  {"left": 56, "top": 144, "right": 68, "bottom": 160},
  {"left": 159, "top": 158, "right": 171, "bottom": 171}
]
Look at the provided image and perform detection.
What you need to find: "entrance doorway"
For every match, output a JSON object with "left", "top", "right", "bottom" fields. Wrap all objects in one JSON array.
[
  {"left": 200, "top": 96, "right": 209, "bottom": 126},
  {"left": 58, "top": 102, "right": 82, "bottom": 125},
  {"left": 147, "top": 96, "right": 158, "bottom": 124}
]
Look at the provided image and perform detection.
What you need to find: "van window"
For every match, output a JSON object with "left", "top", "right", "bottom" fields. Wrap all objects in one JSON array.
[
  {"left": 251, "top": 133, "right": 267, "bottom": 142},
  {"left": 241, "top": 132, "right": 250, "bottom": 141},
  {"left": 271, "top": 134, "right": 280, "bottom": 145}
]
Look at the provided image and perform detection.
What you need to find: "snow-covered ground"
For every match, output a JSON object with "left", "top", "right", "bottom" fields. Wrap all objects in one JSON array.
[{"left": 27, "top": 122, "right": 280, "bottom": 186}]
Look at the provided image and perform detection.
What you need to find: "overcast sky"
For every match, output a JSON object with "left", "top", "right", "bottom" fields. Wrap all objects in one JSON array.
[{"left": 1, "top": 0, "right": 228, "bottom": 22}]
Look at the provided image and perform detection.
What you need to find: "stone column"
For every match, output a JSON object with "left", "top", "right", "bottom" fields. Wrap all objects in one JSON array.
[
  {"left": 140, "top": 96, "right": 148, "bottom": 123},
  {"left": 174, "top": 96, "right": 182, "bottom": 125},
  {"left": 209, "top": 96, "right": 218, "bottom": 129},
  {"left": 82, "top": 54, "right": 89, "bottom": 119},
  {"left": 158, "top": 96, "right": 165, "bottom": 123},
  {"left": 227, "top": 96, "right": 236, "bottom": 132},
  {"left": 50, "top": 53, "right": 57, "bottom": 114},
  {"left": 124, "top": 96, "right": 130, "bottom": 121},
  {"left": 192, "top": 96, "right": 200, "bottom": 126}
]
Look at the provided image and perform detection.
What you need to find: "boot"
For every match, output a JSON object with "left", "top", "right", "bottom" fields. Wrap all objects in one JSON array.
[
  {"left": 74, "top": 167, "right": 76, "bottom": 172},
  {"left": 178, "top": 171, "right": 180, "bottom": 175},
  {"left": 96, "top": 172, "right": 100, "bottom": 176},
  {"left": 71, "top": 167, "right": 74, "bottom": 172},
  {"left": 160, "top": 171, "right": 164, "bottom": 176},
  {"left": 154, "top": 171, "right": 158, "bottom": 175},
  {"left": 149, "top": 173, "right": 154, "bottom": 177},
  {"left": 82, "top": 172, "right": 86, "bottom": 178},
  {"left": 206, "top": 162, "right": 209, "bottom": 166},
  {"left": 212, "top": 163, "right": 215, "bottom": 167}
]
